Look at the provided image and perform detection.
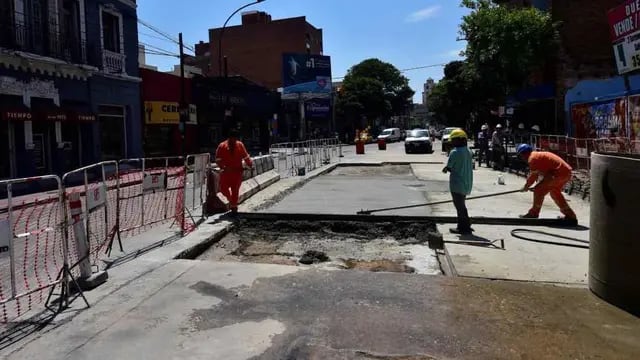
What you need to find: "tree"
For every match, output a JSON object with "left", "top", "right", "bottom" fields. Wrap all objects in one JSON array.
[
  {"left": 428, "top": 61, "right": 482, "bottom": 129},
  {"left": 336, "top": 59, "right": 414, "bottom": 127},
  {"left": 460, "top": 0, "right": 558, "bottom": 99}
]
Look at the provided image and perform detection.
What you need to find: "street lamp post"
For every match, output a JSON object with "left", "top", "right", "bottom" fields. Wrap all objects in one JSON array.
[{"left": 218, "top": 0, "right": 265, "bottom": 77}]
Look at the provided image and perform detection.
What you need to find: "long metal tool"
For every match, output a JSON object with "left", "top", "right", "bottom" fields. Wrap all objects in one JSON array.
[{"left": 356, "top": 189, "right": 523, "bottom": 215}]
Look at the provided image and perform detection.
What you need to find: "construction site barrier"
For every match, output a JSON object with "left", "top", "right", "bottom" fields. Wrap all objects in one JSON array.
[
  {"left": 61, "top": 161, "right": 119, "bottom": 269},
  {"left": 183, "top": 154, "right": 210, "bottom": 234},
  {"left": 0, "top": 176, "right": 73, "bottom": 324},
  {"left": 270, "top": 138, "right": 341, "bottom": 178},
  {"left": 116, "top": 157, "right": 186, "bottom": 242}
]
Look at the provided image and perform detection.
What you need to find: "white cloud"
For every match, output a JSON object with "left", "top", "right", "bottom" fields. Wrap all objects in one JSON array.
[{"left": 406, "top": 6, "right": 442, "bottom": 23}]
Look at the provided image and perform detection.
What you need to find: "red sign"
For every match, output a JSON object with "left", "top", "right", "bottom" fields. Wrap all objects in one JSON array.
[
  {"left": 2, "top": 110, "right": 33, "bottom": 121},
  {"left": 608, "top": 0, "right": 640, "bottom": 43}
]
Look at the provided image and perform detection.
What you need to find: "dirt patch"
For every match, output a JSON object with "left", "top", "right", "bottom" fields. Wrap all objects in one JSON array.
[
  {"left": 196, "top": 219, "right": 441, "bottom": 275},
  {"left": 233, "top": 219, "right": 436, "bottom": 244},
  {"left": 344, "top": 259, "right": 416, "bottom": 274}
]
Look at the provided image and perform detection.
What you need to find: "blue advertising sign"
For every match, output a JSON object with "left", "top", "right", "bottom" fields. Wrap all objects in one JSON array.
[
  {"left": 305, "top": 98, "right": 331, "bottom": 118},
  {"left": 282, "top": 54, "right": 332, "bottom": 94}
]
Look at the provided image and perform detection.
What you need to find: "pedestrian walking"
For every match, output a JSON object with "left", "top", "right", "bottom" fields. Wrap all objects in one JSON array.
[
  {"left": 215, "top": 129, "right": 253, "bottom": 215},
  {"left": 516, "top": 144, "right": 577, "bottom": 222},
  {"left": 442, "top": 129, "right": 474, "bottom": 235}
]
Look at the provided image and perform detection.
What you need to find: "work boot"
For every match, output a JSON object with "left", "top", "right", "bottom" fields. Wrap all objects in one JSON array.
[{"left": 519, "top": 213, "right": 539, "bottom": 219}]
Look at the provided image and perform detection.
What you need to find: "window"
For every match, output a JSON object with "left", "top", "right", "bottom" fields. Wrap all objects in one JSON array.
[
  {"left": 98, "top": 105, "right": 125, "bottom": 160},
  {"left": 62, "top": 0, "right": 82, "bottom": 61},
  {"left": 102, "top": 11, "right": 120, "bottom": 52}
]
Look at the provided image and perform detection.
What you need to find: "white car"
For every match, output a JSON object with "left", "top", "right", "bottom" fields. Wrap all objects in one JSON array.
[
  {"left": 404, "top": 129, "right": 433, "bottom": 154},
  {"left": 377, "top": 128, "right": 401, "bottom": 142}
]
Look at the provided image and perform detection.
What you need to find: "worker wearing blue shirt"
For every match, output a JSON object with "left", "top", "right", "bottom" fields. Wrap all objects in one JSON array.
[{"left": 442, "top": 129, "right": 474, "bottom": 235}]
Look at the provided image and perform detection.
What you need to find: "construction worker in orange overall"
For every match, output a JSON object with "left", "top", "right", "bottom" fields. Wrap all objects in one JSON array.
[
  {"left": 516, "top": 144, "right": 577, "bottom": 222},
  {"left": 215, "top": 129, "right": 253, "bottom": 215}
]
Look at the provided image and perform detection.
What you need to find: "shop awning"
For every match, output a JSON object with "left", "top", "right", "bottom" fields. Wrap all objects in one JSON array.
[
  {"left": 0, "top": 95, "right": 32, "bottom": 121},
  {"left": 31, "top": 98, "right": 67, "bottom": 122}
]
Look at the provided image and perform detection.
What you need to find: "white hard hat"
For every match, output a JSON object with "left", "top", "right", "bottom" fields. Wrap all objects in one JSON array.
[
  {"left": 481, "top": 124, "right": 488, "bottom": 130},
  {"left": 531, "top": 125, "right": 540, "bottom": 132},
  {"left": 496, "top": 124, "right": 503, "bottom": 129},
  {"left": 518, "top": 123, "right": 525, "bottom": 129}
]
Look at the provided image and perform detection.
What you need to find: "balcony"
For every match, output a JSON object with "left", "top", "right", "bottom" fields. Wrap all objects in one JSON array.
[
  {"left": 102, "top": 49, "right": 126, "bottom": 74},
  {"left": 0, "top": 21, "right": 88, "bottom": 65}
]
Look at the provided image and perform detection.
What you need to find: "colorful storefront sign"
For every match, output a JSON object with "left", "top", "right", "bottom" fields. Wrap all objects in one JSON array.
[{"left": 570, "top": 98, "right": 627, "bottom": 138}]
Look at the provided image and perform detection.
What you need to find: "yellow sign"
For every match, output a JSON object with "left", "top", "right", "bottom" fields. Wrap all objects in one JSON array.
[
  {"left": 145, "top": 101, "right": 180, "bottom": 124},
  {"left": 144, "top": 101, "right": 198, "bottom": 125}
]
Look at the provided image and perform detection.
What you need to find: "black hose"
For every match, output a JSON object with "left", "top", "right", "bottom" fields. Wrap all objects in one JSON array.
[{"left": 510, "top": 229, "right": 590, "bottom": 249}]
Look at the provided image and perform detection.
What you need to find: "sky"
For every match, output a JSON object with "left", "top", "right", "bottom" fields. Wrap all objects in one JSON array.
[{"left": 138, "top": 0, "right": 470, "bottom": 103}]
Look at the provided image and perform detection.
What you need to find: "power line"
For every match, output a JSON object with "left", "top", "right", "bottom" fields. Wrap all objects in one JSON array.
[
  {"left": 332, "top": 63, "right": 447, "bottom": 80},
  {"left": 137, "top": 18, "right": 195, "bottom": 53},
  {"left": 140, "top": 41, "right": 178, "bottom": 56}
]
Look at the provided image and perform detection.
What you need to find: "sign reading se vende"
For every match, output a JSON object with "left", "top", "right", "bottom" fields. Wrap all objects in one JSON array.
[
  {"left": 608, "top": 0, "right": 640, "bottom": 74},
  {"left": 609, "top": 0, "right": 640, "bottom": 42}
]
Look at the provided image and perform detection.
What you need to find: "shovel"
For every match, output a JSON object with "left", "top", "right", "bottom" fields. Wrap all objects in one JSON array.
[{"left": 356, "top": 189, "right": 525, "bottom": 215}]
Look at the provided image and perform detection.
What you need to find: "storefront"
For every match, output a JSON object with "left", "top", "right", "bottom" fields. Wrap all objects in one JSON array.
[
  {"left": 192, "top": 76, "right": 280, "bottom": 154},
  {"left": 0, "top": 74, "right": 95, "bottom": 178},
  {"left": 140, "top": 68, "right": 197, "bottom": 157},
  {"left": 89, "top": 74, "right": 143, "bottom": 161}
]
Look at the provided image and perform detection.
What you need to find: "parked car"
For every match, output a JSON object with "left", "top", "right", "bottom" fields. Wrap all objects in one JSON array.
[
  {"left": 404, "top": 129, "right": 433, "bottom": 154},
  {"left": 377, "top": 128, "right": 401, "bottom": 143},
  {"left": 441, "top": 127, "right": 460, "bottom": 153}
]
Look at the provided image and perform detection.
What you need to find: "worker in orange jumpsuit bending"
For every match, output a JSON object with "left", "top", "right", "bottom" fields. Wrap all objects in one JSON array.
[
  {"left": 215, "top": 129, "right": 253, "bottom": 214},
  {"left": 516, "top": 144, "right": 577, "bottom": 222}
]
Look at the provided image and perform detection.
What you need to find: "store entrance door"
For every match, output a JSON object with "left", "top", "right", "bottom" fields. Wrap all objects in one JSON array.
[{"left": 32, "top": 121, "right": 52, "bottom": 175}]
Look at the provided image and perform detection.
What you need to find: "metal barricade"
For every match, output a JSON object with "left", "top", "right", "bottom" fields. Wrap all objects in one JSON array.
[
  {"left": 0, "top": 176, "right": 70, "bottom": 323},
  {"left": 62, "top": 161, "right": 119, "bottom": 266},
  {"left": 270, "top": 138, "right": 341, "bottom": 179},
  {"left": 117, "top": 157, "right": 185, "bottom": 240},
  {"left": 183, "top": 154, "right": 210, "bottom": 234}
]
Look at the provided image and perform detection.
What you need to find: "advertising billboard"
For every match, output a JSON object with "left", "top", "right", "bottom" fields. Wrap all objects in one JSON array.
[
  {"left": 570, "top": 98, "right": 627, "bottom": 138},
  {"left": 282, "top": 54, "right": 332, "bottom": 94},
  {"left": 608, "top": 0, "right": 640, "bottom": 74}
]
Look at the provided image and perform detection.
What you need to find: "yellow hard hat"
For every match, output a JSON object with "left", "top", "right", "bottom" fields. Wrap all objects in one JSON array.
[{"left": 450, "top": 129, "right": 467, "bottom": 139}]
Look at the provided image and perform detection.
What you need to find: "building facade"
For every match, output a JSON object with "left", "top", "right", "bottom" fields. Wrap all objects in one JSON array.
[
  {"left": 195, "top": 11, "right": 323, "bottom": 90},
  {"left": 0, "top": 0, "right": 141, "bottom": 179},
  {"left": 139, "top": 67, "right": 198, "bottom": 157},
  {"left": 422, "top": 78, "right": 435, "bottom": 108}
]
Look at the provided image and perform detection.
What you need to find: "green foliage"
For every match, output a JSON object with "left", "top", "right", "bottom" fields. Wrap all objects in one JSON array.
[
  {"left": 460, "top": 0, "right": 558, "bottom": 96},
  {"left": 336, "top": 59, "right": 414, "bottom": 123}
]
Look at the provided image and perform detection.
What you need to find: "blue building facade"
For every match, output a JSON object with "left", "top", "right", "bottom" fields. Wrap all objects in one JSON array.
[{"left": 0, "top": 0, "right": 141, "bottom": 179}]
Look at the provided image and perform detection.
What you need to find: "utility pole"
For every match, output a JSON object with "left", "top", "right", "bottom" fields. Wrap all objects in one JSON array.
[{"left": 179, "top": 32, "right": 186, "bottom": 155}]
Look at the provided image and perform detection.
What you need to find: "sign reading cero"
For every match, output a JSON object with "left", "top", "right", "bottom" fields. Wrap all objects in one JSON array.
[{"left": 144, "top": 101, "right": 197, "bottom": 125}]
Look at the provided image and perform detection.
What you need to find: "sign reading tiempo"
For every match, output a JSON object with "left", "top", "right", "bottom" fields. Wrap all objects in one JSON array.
[
  {"left": 282, "top": 54, "right": 332, "bottom": 94},
  {"left": 609, "top": 0, "right": 640, "bottom": 74}
]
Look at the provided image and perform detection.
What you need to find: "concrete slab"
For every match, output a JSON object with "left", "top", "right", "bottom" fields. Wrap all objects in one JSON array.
[
  {"left": 5, "top": 261, "right": 639, "bottom": 360},
  {"left": 411, "top": 161, "right": 591, "bottom": 284}
]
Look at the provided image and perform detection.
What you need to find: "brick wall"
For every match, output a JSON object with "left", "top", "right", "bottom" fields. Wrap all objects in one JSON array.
[{"left": 200, "top": 14, "right": 323, "bottom": 90}]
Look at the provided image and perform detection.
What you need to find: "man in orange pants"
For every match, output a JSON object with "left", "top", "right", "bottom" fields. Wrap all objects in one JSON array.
[
  {"left": 516, "top": 144, "right": 577, "bottom": 222},
  {"left": 215, "top": 129, "right": 253, "bottom": 215}
]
